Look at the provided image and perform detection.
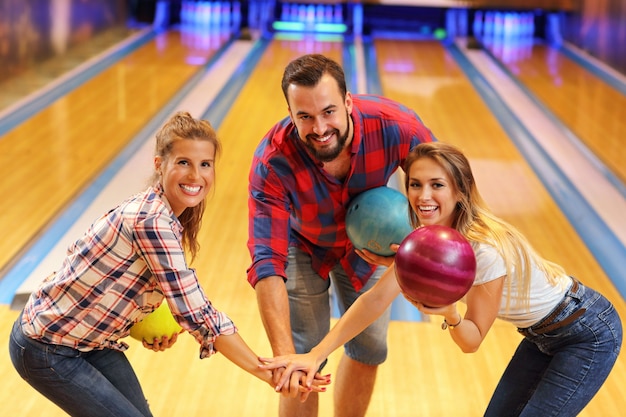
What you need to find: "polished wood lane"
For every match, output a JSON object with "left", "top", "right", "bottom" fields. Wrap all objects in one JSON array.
[
  {"left": 0, "top": 36, "right": 348, "bottom": 417},
  {"left": 1, "top": 33, "right": 624, "bottom": 417},
  {"left": 490, "top": 42, "right": 626, "bottom": 183},
  {"left": 0, "top": 26, "right": 139, "bottom": 114},
  {"left": 0, "top": 304, "right": 536, "bottom": 416},
  {"left": 373, "top": 38, "right": 626, "bottom": 416},
  {"left": 0, "top": 28, "right": 229, "bottom": 276},
  {"left": 188, "top": 37, "right": 345, "bottom": 415}
]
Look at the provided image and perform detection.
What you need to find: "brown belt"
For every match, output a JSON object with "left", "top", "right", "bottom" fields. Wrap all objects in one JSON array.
[{"left": 528, "top": 279, "right": 586, "bottom": 335}]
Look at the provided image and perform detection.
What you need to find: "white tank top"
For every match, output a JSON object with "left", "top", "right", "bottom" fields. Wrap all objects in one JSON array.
[{"left": 470, "top": 242, "right": 571, "bottom": 328}]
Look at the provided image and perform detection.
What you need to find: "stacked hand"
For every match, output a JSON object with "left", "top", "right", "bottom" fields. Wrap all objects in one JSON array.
[
  {"left": 260, "top": 352, "right": 330, "bottom": 402},
  {"left": 255, "top": 246, "right": 397, "bottom": 401}
]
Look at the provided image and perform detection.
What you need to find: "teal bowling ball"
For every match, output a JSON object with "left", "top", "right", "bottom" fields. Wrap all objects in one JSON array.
[{"left": 345, "top": 186, "right": 413, "bottom": 256}]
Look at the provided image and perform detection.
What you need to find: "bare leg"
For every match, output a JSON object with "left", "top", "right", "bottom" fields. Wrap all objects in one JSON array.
[
  {"left": 334, "top": 354, "right": 378, "bottom": 417},
  {"left": 279, "top": 392, "right": 318, "bottom": 417}
]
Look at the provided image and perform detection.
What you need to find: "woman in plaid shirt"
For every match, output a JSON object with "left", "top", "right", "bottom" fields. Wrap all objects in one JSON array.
[{"left": 9, "top": 111, "right": 327, "bottom": 417}]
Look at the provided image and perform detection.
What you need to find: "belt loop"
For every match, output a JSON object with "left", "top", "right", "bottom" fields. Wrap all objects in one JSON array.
[{"left": 569, "top": 277, "right": 583, "bottom": 300}]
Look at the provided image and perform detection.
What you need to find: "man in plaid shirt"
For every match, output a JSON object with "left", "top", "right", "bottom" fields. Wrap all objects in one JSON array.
[{"left": 247, "top": 54, "right": 436, "bottom": 417}]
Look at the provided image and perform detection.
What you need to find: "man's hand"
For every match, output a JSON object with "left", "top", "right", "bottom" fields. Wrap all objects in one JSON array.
[
  {"left": 356, "top": 245, "right": 398, "bottom": 267},
  {"left": 269, "top": 367, "right": 330, "bottom": 402}
]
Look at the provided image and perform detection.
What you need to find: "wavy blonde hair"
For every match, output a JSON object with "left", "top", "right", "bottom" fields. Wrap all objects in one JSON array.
[
  {"left": 403, "top": 142, "right": 566, "bottom": 311},
  {"left": 150, "top": 111, "right": 221, "bottom": 260}
]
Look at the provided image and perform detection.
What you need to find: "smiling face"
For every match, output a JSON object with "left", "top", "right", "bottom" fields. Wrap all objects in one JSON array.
[
  {"left": 155, "top": 139, "right": 216, "bottom": 217},
  {"left": 287, "top": 73, "right": 353, "bottom": 162},
  {"left": 406, "top": 156, "right": 459, "bottom": 228}
]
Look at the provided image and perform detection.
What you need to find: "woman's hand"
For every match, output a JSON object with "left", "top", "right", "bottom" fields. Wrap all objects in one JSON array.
[
  {"left": 259, "top": 352, "right": 329, "bottom": 394},
  {"left": 403, "top": 294, "right": 458, "bottom": 320},
  {"left": 266, "top": 366, "right": 331, "bottom": 402},
  {"left": 141, "top": 331, "right": 182, "bottom": 352}
]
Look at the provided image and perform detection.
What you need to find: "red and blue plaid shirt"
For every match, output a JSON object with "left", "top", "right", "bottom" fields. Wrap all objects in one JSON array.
[
  {"left": 247, "top": 95, "right": 436, "bottom": 291},
  {"left": 21, "top": 185, "right": 235, "bottom": 358}
]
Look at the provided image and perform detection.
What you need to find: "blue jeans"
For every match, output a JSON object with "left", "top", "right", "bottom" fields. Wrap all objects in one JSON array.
[
  {"left": 485, "top": 280, "right": 622, "bottom": 417},
  {"left": 9, "top": 317, "right": 153, "bottom": 417},
  {"left": 285, "top": 246, "right": 391, "bottom": 366}
]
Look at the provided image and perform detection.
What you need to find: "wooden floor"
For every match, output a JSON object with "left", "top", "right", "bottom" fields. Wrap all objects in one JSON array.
[
  {"left": 0, "top": 27, "right": 625, "bottom": 416},
  {"left": 0, "top": 28, "right": 226, "bottom": 275},
  {"left": 497, "top": 42, "right": 626, "bottom": 183},
  {"left": 0, "top": 25, "right": 138, "bottom": 113}
]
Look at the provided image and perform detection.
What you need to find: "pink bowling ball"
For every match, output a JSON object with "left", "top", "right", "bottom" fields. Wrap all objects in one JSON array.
[{"left": 395, "top": 225, "right": 476, "bottom": 308}]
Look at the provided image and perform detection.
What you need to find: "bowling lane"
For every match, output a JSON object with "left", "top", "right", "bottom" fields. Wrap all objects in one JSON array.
[
  {"left": 0, "top": 28, "right": 232, "bottom": 275},
  {"left": 372, "top": 38, "right": 625, "bottom": 313},
  {"left": 189, "top": 37, "right": 345, "bottom": 312},
  {"left": 0, "top": 25, "right": 623, "bottom": 415},
  {"left": 372, "top": 37, "right": 626, "bottom": 417},
  {"left": 489, "top": 41, "right": 626, "bottom": 183}
]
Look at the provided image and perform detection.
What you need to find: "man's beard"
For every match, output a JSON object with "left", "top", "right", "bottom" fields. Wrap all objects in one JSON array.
[{"left": 303, "top": 111, "right": 351, "bottom": 163}]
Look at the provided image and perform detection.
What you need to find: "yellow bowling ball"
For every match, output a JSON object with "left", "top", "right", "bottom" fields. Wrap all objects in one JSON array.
[{"left": 130, "top": 302, "right": 182, "bottom": 342}]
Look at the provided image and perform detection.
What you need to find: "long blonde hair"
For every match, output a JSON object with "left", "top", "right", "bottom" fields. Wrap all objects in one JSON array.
[
  {"left": 151, "top": 111, "right": 221, "bottom": 260},
  {"left": 403, "top": 142, "right": 566, "bottom": 310}
]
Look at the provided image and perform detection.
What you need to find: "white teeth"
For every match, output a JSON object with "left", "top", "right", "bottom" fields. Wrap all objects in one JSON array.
[
  {"left": 315, "top": 134, "right": 331, "bottom": 143},
  {"left": 181, "top": 185, "right": 200, "bottom": 193},
  {"left": 419, "top": 205, "right": 437, "bottom": 212}
]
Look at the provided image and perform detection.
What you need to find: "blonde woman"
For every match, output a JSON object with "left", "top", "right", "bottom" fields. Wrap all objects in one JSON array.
[{"left": 262, "top": 141, "right": 622, "bottom": 416}]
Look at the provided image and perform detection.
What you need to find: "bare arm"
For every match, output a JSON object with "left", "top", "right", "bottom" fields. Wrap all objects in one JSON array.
[
  {"left": 213, "top": 332, "right": 274, "bottom": 386},
  {"left": 310, "top": 264, "right": 400, "bottom": 360},
  {"left": 255, "top": 275, "right": 310, "bottom": 398},
  {"left": 412, "top": 276, "right": 504, "bottom": 353},
  {"left": 213, "top": 328, "right": 330, "bottom": 395},
  {"left": 448, "top": 277, "right": 504, "bottom": 352},
  {"left": 260, "top": 264, "right": 401, "bottom": 389},
  {"left": 255, "top": 275, "right": 295, "bottom": 356}
]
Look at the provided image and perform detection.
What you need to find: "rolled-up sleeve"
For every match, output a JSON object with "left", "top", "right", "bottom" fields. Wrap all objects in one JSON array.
[
  {"left": 247, "top": 157, "right": 291, "bottom": 287},
  {"left": 135, "top": 213, "right": 237, "bottom": 358}
]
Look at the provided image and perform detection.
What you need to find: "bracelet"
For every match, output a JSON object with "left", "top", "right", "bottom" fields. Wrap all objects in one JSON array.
[{"left": 441, "top": 316, "right": 462, "bottom": 330}]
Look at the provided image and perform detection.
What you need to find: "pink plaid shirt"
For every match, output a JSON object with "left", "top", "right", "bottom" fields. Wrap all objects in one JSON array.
[{"left": 21, "top": 185, "right": 235, "bottom": 359}]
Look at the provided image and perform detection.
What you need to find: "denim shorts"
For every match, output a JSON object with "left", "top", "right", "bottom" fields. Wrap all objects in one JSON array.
[{"left": 284, "top": 246, "right": 391, "bottom": 367}]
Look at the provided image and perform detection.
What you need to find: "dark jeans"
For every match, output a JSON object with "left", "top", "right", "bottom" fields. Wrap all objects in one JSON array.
[
  {"left": 9, "top": 317, "right": 153, "bottom": 417},
  {"left": 485, "top": 281, "right": 622, "bottom": 416}
]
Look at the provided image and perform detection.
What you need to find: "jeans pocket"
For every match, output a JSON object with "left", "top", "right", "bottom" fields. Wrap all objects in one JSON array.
[
  {"left": 597, "top": 302, "right": 623, "bottom": 354},
  {"left": 9, "top": 323, "right": 30, "bottom": 380},
  {"left": 48, "top": 343, "right": 82, "bottom": 358}
]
